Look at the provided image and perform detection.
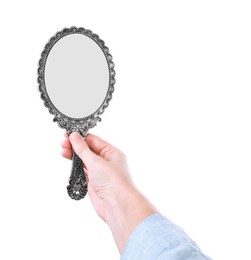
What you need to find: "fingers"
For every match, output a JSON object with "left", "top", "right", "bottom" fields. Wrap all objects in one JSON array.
[
  {"left": 61, "top": 132, "right": 121, "bottom": 162},
  {"left": 61, "top": 139, "right": 72, "bottom": 149},
  {"left": 69, "top": 132, "right": 98, "bottom": 166},
  {"left": 64, "top": 132, "right": 69, "bottom": 139},
  {"left": 61, "top": 134, "right": 72, "bottom": 159},
  {"left": 61, "top": 148, "right": 72, "bottom": 160}
]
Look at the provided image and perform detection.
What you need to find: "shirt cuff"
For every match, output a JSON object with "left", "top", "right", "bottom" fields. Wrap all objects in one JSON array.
[{"left": 120, "top": 213, "right": 210, "bottom": 260}]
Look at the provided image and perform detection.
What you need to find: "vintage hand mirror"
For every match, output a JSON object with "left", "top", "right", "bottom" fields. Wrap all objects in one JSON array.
[{"left": 38, "top": 27, "right": 115, "bottom": 200}]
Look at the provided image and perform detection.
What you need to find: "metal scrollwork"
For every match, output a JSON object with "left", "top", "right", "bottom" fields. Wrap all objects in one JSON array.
[{"left": 67, "top": 150, "right": 87, "bottom": 200}]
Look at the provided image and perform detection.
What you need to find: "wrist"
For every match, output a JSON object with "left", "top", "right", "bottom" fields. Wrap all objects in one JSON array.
[{"left": 104, "top": 185, "right": 157, "bottom": 253}]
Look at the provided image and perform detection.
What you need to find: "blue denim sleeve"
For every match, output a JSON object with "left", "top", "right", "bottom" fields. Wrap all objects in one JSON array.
[{"left": 120, "top": 213, "right": 212, "bottom": 260}]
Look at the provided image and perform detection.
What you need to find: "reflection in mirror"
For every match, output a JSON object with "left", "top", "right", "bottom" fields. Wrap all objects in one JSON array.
[{"left": 38, "top": 27, "right": 115, "bottom": 200}]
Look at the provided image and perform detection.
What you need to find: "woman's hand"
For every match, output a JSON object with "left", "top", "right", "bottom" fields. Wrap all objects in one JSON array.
[
  {"left": 61, "top": 132, "right": 157, "bottom": 252},
  {"left": 61, "top": 132, "right": 133, "bottom": 219}
]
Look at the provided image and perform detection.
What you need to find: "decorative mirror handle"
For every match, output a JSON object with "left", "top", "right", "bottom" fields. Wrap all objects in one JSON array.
[{"left": 67, "top": 150, "right": 87, "bottom": 200}]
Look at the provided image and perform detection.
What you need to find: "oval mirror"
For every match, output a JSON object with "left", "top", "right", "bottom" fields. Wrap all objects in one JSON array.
[{"left": 38, "top": 27, "right": 115, "bottom": 200}]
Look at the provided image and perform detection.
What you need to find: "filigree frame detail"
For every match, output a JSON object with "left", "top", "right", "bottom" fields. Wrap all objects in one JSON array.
[{"left": 37, "top": 26, "right": 115, "bottom": 136}]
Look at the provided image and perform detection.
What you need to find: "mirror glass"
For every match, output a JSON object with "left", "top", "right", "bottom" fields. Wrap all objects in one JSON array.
[{"left": 45, "top": 34, "right": 110, "bottom": 118}]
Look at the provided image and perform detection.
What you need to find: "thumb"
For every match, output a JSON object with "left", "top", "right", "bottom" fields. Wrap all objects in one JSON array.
[{"left": 70, "top": 132, "right": 97, "bottom": 166}]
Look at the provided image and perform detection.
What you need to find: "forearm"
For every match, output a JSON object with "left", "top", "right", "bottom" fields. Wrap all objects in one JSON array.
[{"left": 105, "top": 185, "right": 157, "bottom": 253}]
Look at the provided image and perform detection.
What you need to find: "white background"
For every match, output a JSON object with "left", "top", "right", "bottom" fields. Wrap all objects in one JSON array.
[{"left": 0, "top": 1, "right": 250, "bottom": 259}]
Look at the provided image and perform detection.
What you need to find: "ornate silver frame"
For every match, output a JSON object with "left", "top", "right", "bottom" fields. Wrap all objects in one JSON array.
[
  {"left": 37, "top": 27, "right": 115, "bottom": 200},
  {"left": 37, "top": 26, "right": 115, "bottom": 137}
]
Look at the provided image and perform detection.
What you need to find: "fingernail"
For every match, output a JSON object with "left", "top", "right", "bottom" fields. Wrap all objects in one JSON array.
[{"left": 70, "top": 132, "right": 82, "bottom": 142}]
